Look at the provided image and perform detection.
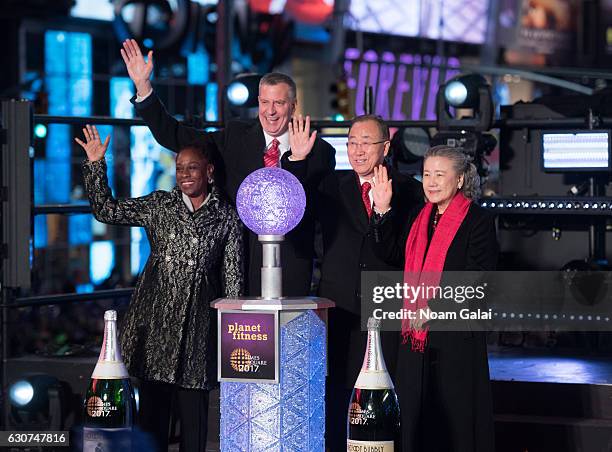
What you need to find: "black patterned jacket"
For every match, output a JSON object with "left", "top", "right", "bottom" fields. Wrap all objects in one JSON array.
[{"left": 83, "top": 159, "right": 244, "bottom": 389}]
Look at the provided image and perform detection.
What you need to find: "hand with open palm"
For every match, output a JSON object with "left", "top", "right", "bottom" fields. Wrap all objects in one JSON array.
[
  {"left": 288, "top": 114, "right": 317, "bottom": 161},
  {"left": 75, "top": 125, "right": 110, "bottom": 162},
  {"left": 372, "top": 165, "right": 393, "bottom": 213},
  {"left": 120, "top": 39, "right": 154, "bottom": 97}
]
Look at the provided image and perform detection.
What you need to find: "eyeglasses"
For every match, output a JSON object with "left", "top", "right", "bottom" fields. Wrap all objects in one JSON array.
[{"left": 346, "top": 140, "right": 388, "bottom": 149}]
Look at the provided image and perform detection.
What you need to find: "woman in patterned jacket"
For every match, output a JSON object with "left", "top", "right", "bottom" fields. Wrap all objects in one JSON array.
[{"left": 76, "top": 125, "right": 244, "bottom": 452}]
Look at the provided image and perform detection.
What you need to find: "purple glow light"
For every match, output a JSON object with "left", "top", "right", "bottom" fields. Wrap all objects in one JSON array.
[
  {"left": 399, "top": 53, "right": 414, "bottom": 65},
  {"left": 363, "top": 50, "right": 378, "bottom": 62},
  {"left": 345, "top": 48, "right": 360, "bottom": 60},
  {"left": 382, "top": 52, "right": 395, "bottom": 63},
  {"left": 344, "top": 48, "right": 466, "bottom": 120},
  {"left": 236, "top": 168, "right": 306, "bottom": 236}
]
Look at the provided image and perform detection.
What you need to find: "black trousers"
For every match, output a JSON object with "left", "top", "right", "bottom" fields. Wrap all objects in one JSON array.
[
  {"left": 137, "top": 380, "right": 210, "bottom": 452},
  {"left": 325, "top": 381, "right": 352, "bottom": 451},
  {"left": 395, "top": 331, "right": 494, "bottom": 452}
]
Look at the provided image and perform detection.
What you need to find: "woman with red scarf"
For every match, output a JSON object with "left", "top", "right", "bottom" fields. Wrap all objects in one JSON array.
[{"left": 371, "top": 145, "right": 497, "bottom": 452}]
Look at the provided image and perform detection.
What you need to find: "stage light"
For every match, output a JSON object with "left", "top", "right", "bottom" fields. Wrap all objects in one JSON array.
[
  {"left": 226, "top": 74, "right": 262, "bottom": 118},
  {"left": 9, "top": 380, "right": 34, "bottom": 407},
  {"left": 443, "top": 74, "right": 488, "bottom": 108},
  {"left": 34, "top": 124, "right": 47, "bottom": 139},
  {"left": 227, "top": 82, "right": 250, "bottom": 106},
  {"left": 433, "top": 75, "right": 496, "bottom": 185},
  {"left": 436, "top": 73, "right": 493, "bottom": 132},
  {"left": 112, "top": 0, "right": 190, "bottom": 53},
  {"left": 444, "top": 81, "right": 468, "bottom": 107},
  {"left": 8, "top": 374, "right": 67, "bottom": 430},
  {"left": 391, "top": 127, "right": 430, "bottom": 163},
  {"left": 206, "top": 10, "right": 218, "bottom": 23}
]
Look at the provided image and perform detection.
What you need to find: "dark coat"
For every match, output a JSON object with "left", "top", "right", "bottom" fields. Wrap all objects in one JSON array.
[
  {"left": 316, "top": 169, "right": 424, "bottom": 387},
  {"left": 132, "top": 93, "right": 335, "bottom": 297},
  {"left": 83, "top": 159, "right": 244, "bottom": 390},
  {"left": 372, "top": 202, "right": 498, "bottom": 452}
]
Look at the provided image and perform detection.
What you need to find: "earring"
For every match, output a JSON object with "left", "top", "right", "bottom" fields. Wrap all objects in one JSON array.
[{"left": 208, "top": 176, "right": 214, "bottom": 184}]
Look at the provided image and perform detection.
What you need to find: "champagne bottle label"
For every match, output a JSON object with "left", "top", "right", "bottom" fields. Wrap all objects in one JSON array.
[
  {"left": 347, "top": 439, "right": 394, "bottom": 451},
  {"left": 86, "top": 394, "right": 124, "bottom": 418},
  {"left": 349, "top": 401, "right": 374, "bottom": 426},
  {"left": 91, "top": 360, "right": 129, "bottom": 379},
  {"left": 354, "top": 370, "right": 394, "bottom": 390}
]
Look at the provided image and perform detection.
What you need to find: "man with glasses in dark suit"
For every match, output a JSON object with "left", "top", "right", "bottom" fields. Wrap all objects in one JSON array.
[{"left": 316, "top": 114, "right": 423, "bottom": 450}]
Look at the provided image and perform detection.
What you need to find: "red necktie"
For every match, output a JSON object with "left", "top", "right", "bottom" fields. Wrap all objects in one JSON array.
[
  {"left": 264, "top": 139, "right": 280, "bottom": 168},
  {"left": 361, "top": 181, "right": 372, "bottom": 218}
]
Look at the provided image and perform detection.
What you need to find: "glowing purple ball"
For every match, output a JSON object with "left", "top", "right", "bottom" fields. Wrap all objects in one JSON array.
[{"left": 236, "top": 168, "right": 306, "bottom": 236}]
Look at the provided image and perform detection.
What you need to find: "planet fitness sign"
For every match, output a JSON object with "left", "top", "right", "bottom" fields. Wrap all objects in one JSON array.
[{"left": 218, "top": 310, "right": 279, "bottom": 383}]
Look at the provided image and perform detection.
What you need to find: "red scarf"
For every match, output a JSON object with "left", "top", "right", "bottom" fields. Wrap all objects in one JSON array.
[{"left": 402, "top": 192, "right": 471, "bottom": 352}]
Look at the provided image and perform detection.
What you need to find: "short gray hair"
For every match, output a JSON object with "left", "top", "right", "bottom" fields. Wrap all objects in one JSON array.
[
  {"left": 259, "top": 72, "right": 297, "bottom": 101},
  {"left": 424, "top": 145, "right": 481, "bottom": 200}
]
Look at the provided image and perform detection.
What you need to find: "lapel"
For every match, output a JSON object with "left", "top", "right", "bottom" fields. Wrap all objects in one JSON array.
[
  {"left": 241, "top": 121, "right": 267, "bottom": 177},
  {"left": 389, "top": 168, "right": 401, "bottom": 209},
  {"left": 339, "top": 170, "right": 369, "bottom": 232}
]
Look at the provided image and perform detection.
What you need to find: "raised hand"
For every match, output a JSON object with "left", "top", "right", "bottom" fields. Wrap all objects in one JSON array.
[
  {"left": 288, "top": 114, "right": 317, "bottom": 161},
  {"left": 120, "top": 39, "right": 154, "bottom": 97},
  {"left": 372, "top": 165, "right": 393, "bottom": 213},
  {"left": 75, "top": 125, "right": 110, "bottom": 162}
]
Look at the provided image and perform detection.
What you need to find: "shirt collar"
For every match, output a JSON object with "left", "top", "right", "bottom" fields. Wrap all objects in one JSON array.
[
  {"left": 263, "top": 130, "right": 290, "bottom": 156},
  {"left": 358, "top": 175, "right": 374, "bottom": 186},
  {"left": 182, "top": 191, "right": 212, "bottom": 213}
]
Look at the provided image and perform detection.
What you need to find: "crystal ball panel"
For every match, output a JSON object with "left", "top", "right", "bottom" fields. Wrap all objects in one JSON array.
[
  {"left": 236, "top": 168, "right": 306, "bottom": 236},
  {"left": 220, "top": 310, "right": 326, "bottom": 451}
]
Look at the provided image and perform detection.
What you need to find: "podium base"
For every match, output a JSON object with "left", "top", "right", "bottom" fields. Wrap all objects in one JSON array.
[{"left": 220, "top": 310, "right": 326, "bottom": 451}]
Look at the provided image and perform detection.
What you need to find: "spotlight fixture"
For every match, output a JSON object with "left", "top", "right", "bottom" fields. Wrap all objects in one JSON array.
[
  {"left": 34, "top": 124, "right": 47, "bottom": 139},
  {"left": 8, "top": 375, "right": 68, "bottom": 430},
  {"left": 112, "top": 0, "right": 191, "bottom": 52},
  {"left": 10, "top": 380, "right": 34, "bottom": 407},
  {"left": 390, "top": 127, "right": 431, "bottom": 164},
  {"left": 226, "top": 74, "right": 262, "bottom": 118},
  {"left": 443, "top": 74, "right": 488, "bottom": 108},
  {"left": 227, "top": 82, "right": 250, "bottom": 106},
  {"left": 437, "top": 73, "right": 493, "bottom": 132}
]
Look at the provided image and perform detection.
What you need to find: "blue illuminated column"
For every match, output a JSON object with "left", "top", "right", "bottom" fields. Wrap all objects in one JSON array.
[
  {"left": 213, "top": 168, "right": 334, "bottom": 451},
  {"left": 216, "top": 301, "right": 330, "bottom": 451}
]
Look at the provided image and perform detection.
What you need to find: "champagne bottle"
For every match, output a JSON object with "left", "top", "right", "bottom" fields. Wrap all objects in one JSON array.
[
  {"left": 347, "top": 318, "right": 400, "bottom": 452},
  {"left": 83, "top": 310, "right": 135, "bottom": 452}
]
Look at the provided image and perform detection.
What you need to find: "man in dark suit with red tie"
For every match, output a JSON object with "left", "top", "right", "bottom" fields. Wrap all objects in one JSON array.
[
  {"left": 120, "top": 39, "right": 335, "bottom": 297},
  {"left": 316, "top": 115, "right": 423, "bottom": 450}
]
